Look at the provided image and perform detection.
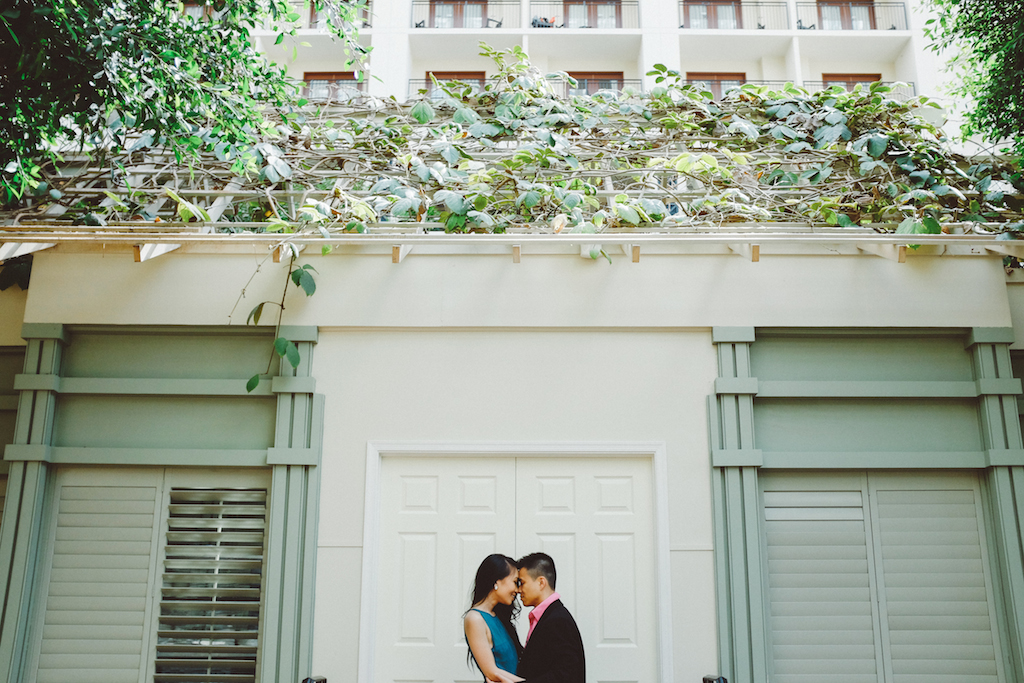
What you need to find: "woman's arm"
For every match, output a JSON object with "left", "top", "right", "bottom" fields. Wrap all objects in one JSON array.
[{"left": 464, "top": 612, "right": 524, "bottom": 683}]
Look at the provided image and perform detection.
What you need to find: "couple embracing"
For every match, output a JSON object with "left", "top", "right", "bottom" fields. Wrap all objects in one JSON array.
[{"left": 464, "top": 553, "right": 585, "bottom": 683}]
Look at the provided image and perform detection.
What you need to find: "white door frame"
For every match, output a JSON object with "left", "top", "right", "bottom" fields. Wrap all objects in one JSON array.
[{"left": 357, "top": 441, "right": 674, "bottom": 683}]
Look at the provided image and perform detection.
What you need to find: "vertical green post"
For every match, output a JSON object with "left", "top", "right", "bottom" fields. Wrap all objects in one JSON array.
[
  {"left": 970, "top": 328, "right": 1024, "bottom": 683},
  {"left": 260, "top": 327, "right": 324, "bottom": 683},
  {"left": 0, "top": 325, "right": 66, "bottom": 683},
  {"left": 709, "top": 327, "right": 766, "bottom": 683}
]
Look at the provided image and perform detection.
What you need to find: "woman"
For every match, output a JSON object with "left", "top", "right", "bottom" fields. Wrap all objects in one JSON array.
[{"left": 464, "top": 554, "right": 525, "bottom": 683}]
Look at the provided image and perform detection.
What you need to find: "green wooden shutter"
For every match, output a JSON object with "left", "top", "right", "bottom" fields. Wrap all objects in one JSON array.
[
  {"left": 0, "top": 476, "right": 6, "bottom": 529},
  {"left": 155, "top": 488, "right": 267, "bottom": 683},
  {"left": 763, "top": 473, "right": 881, "bottom": 683},
  {"left": 872, "top": 478, "right": 1002, "bottom": 683},
  {"left": 763, "top": 471, "right": 1005, "bottom": 683},
  {"left": 35, "top": 477, "right": 161, "bottom": 683}
]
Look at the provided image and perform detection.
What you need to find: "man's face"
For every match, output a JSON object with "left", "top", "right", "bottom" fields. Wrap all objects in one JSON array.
[{"left": 517, "top": 567, "right": 544, "bottom": 607}]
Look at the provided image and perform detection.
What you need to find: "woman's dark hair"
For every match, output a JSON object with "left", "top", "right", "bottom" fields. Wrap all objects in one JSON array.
[{"left": 465, "top": 554, "right": 524, "bottom": 669}]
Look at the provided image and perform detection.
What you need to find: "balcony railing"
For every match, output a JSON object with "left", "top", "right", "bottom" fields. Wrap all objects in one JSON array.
[
  {"left": 550, "top": 78, "right": 643, "bottom": 97},
  {"left": 309, "top": 2, "right": 372, "bottom": 29},
  {"left": 304, "top": 80, "right": 367, "bottom": 103},
  {"left": 409, "top": 79, "right": 488, "bottom": 99},
  {"left": 409, "top": 77, "right": 643, "bottom": 99},
  {"left": 803, "top": 80, "right": 916, "bottom": 100},
  {"left": 412, "top": 1, "right": 521, "bottom": 28},
  {"left": 685, "top": 79, "right": 789, "bottom": 99},
  {"left": 678, "top": 2, "right": 788, "bottom": 30},
  {"left": 795, "top": 2, "right": 907, "bottom": 30},
  {"left": 529, "top": 1, "right": 639, "bottom": 28}
]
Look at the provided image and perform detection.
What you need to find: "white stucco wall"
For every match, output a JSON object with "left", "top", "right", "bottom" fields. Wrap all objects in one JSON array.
[
  {"left": 21, "top": 251, "right": 1012, "bottom": 329},
  {"left": 310, "top": 328, "right": 719, "bottom": 682},
  {"left": 12, "top": 249, "right": 1019, "bottom": 682}
]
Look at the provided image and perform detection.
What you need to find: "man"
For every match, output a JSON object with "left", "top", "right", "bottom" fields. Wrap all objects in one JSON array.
[{"left": 516, "top": 553, "right": 585, "bottom": 683}]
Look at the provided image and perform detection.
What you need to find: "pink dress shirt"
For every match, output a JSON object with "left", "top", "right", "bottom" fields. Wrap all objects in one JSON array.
[{"left": 526, "top": 592, "right": 561, "bottom": 644}]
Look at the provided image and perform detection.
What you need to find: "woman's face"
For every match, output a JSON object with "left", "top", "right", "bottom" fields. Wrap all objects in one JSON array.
[{"left": 492, "top": 566, "right": 519, "bottom": 605}]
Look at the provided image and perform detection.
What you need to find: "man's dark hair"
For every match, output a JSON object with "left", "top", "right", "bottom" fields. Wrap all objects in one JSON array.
[{"left": 518, "top": 552, "right": 557, "bottom": 589}]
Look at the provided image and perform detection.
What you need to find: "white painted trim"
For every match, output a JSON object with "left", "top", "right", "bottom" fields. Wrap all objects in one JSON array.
[{"left": 357, "top": 441, "right": 675, "bottom": 683}]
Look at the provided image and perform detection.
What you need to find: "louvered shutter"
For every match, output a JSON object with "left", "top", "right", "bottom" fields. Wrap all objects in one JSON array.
[
  {"left": 763, "top": 474, "right": 881, "bottom": 683},
  {"left": 35, "top": 473, "right": 162, "bottom": 683},
  {"left": 762, "top": 471, "right": 1005, "bottom": 683},
  {"left": 872, "top": 478, "right": 1002, "bottom": 683},
  {"left": 156, "top": 487, "right": 267, "bottom": 683}
]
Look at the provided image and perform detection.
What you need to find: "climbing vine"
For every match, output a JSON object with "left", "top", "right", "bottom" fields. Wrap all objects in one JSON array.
[{"left": 1, "top": 44, "right": 1022, "bottom": 386}]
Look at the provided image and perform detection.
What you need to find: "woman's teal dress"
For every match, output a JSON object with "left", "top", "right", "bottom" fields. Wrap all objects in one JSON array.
[{"left": 470, "top": 608, "right": 519, "bottom": 676}]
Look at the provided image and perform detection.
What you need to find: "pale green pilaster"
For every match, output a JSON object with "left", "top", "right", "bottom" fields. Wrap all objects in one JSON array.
[
  {"left": 970, "top": 328, "right": 1024, "bottom": 683},
  {"left": 260, "top": 327, "right": 324, "bottom": 683},
  {"left": 709, "top": 327, "right": 767, "bottom": 683},
  {"left": 0, "top": 328, "right": 65, "bottom": 683}
]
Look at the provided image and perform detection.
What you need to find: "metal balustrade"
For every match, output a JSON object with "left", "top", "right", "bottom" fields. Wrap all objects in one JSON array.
[
  {"left": 803, "top": 80, "right": 917, "bottom": 100},
  {"left": 795, "top": 2, "right": 907, "bottom": 30},
  {"left": 684, "top": 79, "right": 789, "bottom": 99},
  {"left": 304, "top": 80, "right": 368, "bottom": 103},
  {"left": 678, "top": 2, "right": 788, "bottom": 30},
  {"left": 409, "top": 79, "right": 488, "bottom": 99},
  {"left": 412, "top": 1, "right": 521, "bottom": 28},
  {"left": 408, "top": 77, "right": 643, "bottom": 99},
  {"left": 528, "top": 1, "right": 639, "bottom": 28},
  {"left": 551, "top": 78, "right": 643, "bottom": 97},
  {"left": 309, "top": 1, "right": 373, "bottom": 28}
]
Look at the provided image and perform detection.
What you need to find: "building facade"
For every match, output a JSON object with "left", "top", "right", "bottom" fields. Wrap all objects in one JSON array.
[
  {"left": 263, "top": 0, "right": 947, "bottom": 106},
  {"left": 2, "top": 246, "right": 1024, "bottom": 683}
]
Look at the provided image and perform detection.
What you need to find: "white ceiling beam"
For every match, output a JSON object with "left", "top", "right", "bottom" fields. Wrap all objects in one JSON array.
[
  {"left": 728, "top": 243, "right": 760, "bottom": 262},
  {"left": 0, "top": 242, "right": 56, "bottom": 261},
  {"left": 133, "top": 243, "right": 181, "bottom": 262},
  {"left": 858, "top": 242, "right": 907, "bottom": 263}
]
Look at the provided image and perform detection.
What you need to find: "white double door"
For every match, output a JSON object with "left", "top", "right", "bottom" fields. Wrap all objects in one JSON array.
[{"left": 374, "top": 456, "right": 657, "bottom": 683}]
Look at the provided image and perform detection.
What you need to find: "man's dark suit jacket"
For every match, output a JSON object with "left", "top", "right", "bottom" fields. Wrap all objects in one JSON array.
[{"left": 518, "top": 599, "right": 585, "bottom": 683}]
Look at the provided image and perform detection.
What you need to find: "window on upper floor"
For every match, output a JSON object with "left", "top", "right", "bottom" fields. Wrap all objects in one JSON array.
[
  {"left": 181, "top": 1, "right": 215, "bottom": 20},
  {"left": 566, "top": 71, "right": 625, "bottom": 96},
  {"left": 686, "top": 72, "right": 746, "bottom": 100},
  {"left": 822, "top": 72, "right": 882, "bottom": 89},
  {"left": 817, "top": 0, "right": 875, "bottom": 29},
  {"left": 562, "top": 0, "right": 621, "bottom": 28},
  {"left": 681, "top": 1, "right": 741, "bottom": 29},
  {"left": 303, "top": 72, "right": 364, "bottom": 101},
  {"left": 429, "top": 0, "right": 488, "bottom": 28}
]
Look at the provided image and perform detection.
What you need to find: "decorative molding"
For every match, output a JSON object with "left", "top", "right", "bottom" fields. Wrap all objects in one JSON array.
[
  {"left": 712, "top": 327, "right": 755, "bottom": 343},
  {"left": 358, "top": 441, "right": 674, "bottom": 683},
  {"left": 967, "top": 327, "right": 1017, "bottom": 347},
  {"left": 266, "top": 447, "right": 319, "bottom": 466},
  {"left": 278, "top": 325, "right": 319, "bottom": 343},
  {"left": 270, "top": 377, "right": 316, "bottom": 394},
  {"left": 19, "top": 323, "right": 68, "bottom": 344},
  {"left": 714, "top": 377, "right": 759, "bottom": 395},
  {"left": 711, "top": 448, "right": 764, "bottom": 467}
]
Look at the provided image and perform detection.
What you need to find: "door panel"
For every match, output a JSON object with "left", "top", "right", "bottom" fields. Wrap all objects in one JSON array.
[
  {"left": 516, "top": 458, "right": 656, "bottom": 683},
  {"left": 376, "top": 456, "right": 658, "bottom": 683},
  {"left": 376, "top": 457, "right": 517, "bottom": 683}
]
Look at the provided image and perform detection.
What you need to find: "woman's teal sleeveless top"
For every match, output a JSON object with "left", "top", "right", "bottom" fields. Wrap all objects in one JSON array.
[{"left": 471, "top": 608, "right": 519, "bottom": 675}]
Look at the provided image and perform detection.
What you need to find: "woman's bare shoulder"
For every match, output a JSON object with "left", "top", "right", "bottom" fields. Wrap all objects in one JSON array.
[{"left": 464, "top": 609, "right": 485, "bottom": 627}]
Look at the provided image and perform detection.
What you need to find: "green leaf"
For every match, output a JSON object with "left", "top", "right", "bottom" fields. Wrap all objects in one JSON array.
[
  {"left": 290, "top": 267, "right": 316, "bottom": 296},
  {"left": 468, "top": 122, "right": 503, "bottom": 138},
  {"left": 837, "top": 214, "right": 856, "bottom": 227},
  {"left": 518, "top": 190, "right": 541, "bottom": 208},
  {"left": 435, "top": 190, "right": 465, "bottom": 214},
  {"left": 410, "top": 101, "right": 435, "bottom": 124},
  {"left": 922, "top": 216, "right": 942, "bottom": 233},
  {"left": 615, "top": 203, "right": 640, "bottom": 225},
  {"left": 867, "top": 135, "right": 888, "bottom": 159},
  {"left": 246, "top": 374, "right": 261, "bottom": 393},
  {"left": 274, "top": 337, "right": 301, "bottom": 369},
  {"left": 247, "top": 302, "right": 265, "bottom": 325},
  {"left": 896, "top": 217, "right": 924, "bottom": 234}
]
